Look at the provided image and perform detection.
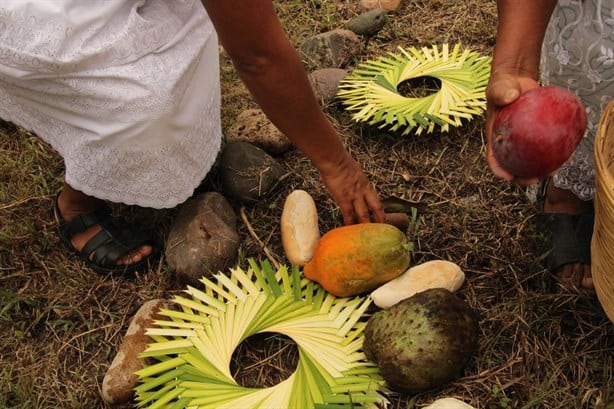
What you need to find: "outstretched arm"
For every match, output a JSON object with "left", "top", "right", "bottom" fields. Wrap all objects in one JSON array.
[
  {"left": 201, "top": 0, "right": 384, "bottom": 224},
  {"left": 486, "top": 0, "right": 557, "bottom": 183}
]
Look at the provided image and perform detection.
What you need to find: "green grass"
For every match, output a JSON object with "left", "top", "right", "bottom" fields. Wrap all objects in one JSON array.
[{"left": 2, "top": 1, "right": 614, "bottom": 408}]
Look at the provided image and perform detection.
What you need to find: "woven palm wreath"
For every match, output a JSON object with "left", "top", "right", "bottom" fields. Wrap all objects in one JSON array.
[
  {"left": 134, "top": 259, "right": 387, "bottom": 409},
  {"left": 337, "top": 43, "right": 492, "bottom": 135}
]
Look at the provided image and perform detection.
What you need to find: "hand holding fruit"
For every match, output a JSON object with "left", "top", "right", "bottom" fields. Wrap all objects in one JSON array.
[
  {"left": 492, "top": 86, "right": 586, "bottom": 181},
  {"left": 485, "top": 71, "right": 586, "bottom": 183},
  {"left": 485, "top": 70, "right": 541, "bottom": 184}
]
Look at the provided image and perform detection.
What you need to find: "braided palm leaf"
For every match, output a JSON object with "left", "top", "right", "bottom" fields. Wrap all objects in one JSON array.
[
  {"left": 337, "top": 43, "right": 491, "bottom": 135},
  {"left": 134, "top": 259, "right": 387, "bottom": 409}
]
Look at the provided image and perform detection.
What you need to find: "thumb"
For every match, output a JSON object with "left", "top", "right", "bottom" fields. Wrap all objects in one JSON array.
[{"left": 487, "top": 78, "right": 521, "bottom": 107}]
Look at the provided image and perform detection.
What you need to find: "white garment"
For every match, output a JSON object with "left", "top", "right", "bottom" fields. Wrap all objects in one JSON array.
[
  {"left": 540, "top": 0, "right": 614, "bottom": 201},
  {"left": 0, "top": 0, "right": 222, "bottom": 208}
]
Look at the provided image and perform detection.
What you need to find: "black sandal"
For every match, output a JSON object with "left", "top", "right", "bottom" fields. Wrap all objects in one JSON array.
[
  {"left": 53, "top": 194, "right": 159, "bottom": 275},
  {"left": 545, "top": 212, "right": 594, "bottom": 272},
  {"left": 544, "top": 212, "right": 595, "bottom": 294},
  {"left": 536, "top": 179, "right": 595, "bottom": 293}
]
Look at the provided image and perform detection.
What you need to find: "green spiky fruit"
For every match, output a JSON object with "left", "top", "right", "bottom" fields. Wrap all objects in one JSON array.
[{"left": 364, "top": 288, "right": 479, "bottom": 394}]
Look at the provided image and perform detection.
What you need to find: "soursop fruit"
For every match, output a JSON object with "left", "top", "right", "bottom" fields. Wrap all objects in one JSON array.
[{"left": 363, "top": 287, "right": 479, "bottom": 393}]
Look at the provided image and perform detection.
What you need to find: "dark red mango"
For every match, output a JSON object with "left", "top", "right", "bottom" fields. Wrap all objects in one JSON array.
[{"left": 492, "top": 86, "right": 587, "bottom": 179}]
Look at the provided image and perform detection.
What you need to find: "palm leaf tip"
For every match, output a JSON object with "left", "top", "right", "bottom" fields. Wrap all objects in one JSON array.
[
  {"left": 337, "top": 43, "right": 492, "bottom": 136},
  {"left": 134, "top": 258, "right": 388, "bottom": 408}
]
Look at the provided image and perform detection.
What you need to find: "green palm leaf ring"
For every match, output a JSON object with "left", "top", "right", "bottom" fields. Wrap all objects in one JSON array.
[
  {"left": 134, "top": 259, "right": 388, "bottom": 409},
  {"left": 337, "top": 43, "right": 492, "bottom": 135}
]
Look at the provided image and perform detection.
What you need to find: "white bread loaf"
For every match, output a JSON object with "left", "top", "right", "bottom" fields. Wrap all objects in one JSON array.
[{"left": 281, "top": 190, "right": 320, "bottom": 266}]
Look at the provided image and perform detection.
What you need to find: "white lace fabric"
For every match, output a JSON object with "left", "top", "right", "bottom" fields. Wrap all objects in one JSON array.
[
  {"left": 540, "top": 0, "right": 614, "bottom": 201},
  {"left": 0, "top": 0, "right": 222, "bottom": 209}
]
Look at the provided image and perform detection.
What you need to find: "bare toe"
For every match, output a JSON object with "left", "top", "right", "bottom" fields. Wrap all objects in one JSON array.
[
  {"left": 581, "top": 265, "right": 594, "bottom": 291},
  {"left": 117, "top": 245, "right": 154, "bottom": 265},
  {"left": 555, "top": 264, "right": 580, "bottom": 287},
  {"left": 554, "top": 262, "right": 595, "bottom": 295}
]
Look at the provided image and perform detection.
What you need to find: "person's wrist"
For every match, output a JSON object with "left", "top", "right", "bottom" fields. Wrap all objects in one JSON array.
[
  {"left": 491, "top": 57, "right": 539, "bottom": 80},
  {"left": 312, "top": 149, "right": 353, "bottom": 176}
]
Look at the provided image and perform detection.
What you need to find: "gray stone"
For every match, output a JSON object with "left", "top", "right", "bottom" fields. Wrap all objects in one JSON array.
[
  {"left": 360, "top": 0, "right": 401, "bottom": 11},
  {"left": 227, "top": 109, "right": 292, "bottom": 155},
  {"left": 165, "top": 192, "right": 240, "bottom": 286},
  {"left": 299, "top": 29, "right": 362, "bottom": 70},
  {"left": 218, "top": 141, "right": 285, "bottom": 203},
  {"left": 345, "top": 9, "right": 388, "bottom": 37},
  {"left": 308, "top": 68, "right": 350, "bottom": 104}
]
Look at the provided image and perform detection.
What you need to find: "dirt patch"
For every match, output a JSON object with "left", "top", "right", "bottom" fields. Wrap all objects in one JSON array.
[{"left": 1, "top": 1, "right": 613, "bottom": 408}]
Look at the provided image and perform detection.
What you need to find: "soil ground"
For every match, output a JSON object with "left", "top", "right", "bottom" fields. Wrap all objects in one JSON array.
[{"left": 1, "top": 1, "right": 613, "bottom": 408}]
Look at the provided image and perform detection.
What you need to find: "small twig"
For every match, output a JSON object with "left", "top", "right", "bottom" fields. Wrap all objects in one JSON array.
[
  {"left": 0, "top": 194, "right": 51, "bottom": 210},
  {"left": 57, "top": 323, "right": 116, "bottom": 355},
  {"left": 239, "top": 206, "right": 281, "bottom": 269},
  {"left": 460, "top": 357, "right": 524, "bottom": 382}
]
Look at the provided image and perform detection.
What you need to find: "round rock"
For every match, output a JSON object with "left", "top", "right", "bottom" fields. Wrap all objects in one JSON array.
[
  {"left": 165, "top": 192, "right": 240, "bottom": 286},
  {"left": 218, "top": 141, "right": 285, "bottom": 203}
]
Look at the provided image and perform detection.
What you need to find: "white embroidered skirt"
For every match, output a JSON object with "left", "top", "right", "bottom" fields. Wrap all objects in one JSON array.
[{"left": 0, "top": 0, "right": 222, "bottom": 209}]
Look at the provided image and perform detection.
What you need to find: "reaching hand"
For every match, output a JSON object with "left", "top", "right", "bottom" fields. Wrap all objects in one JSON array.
[
  {"left": 485, "top": 70, "right": 541, "bottom": 185},
  {"left": 318, "top": 152, "right": 385, "bottom": 225}
]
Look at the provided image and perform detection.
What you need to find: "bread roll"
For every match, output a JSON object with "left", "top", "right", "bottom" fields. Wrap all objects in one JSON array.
[
  {"left": 281, "top": 190, "right": 320, "bottom": 266},
  {"left": 370, "top": 260, "right": 465, "bottom": 309}
]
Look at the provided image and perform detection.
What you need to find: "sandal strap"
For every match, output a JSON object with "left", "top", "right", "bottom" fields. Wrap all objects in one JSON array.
[
  {"left": 81, "top": 223, "right": 152, "bottom": 268},
  {"left": 547, "top": 213, "right": 594, "bottom": 270},
  {"left": 81, "top": 229, "right": 125, "bottom": 267},
  {"left": 59, "top": 205, "right": 112, "bottom": 237}
]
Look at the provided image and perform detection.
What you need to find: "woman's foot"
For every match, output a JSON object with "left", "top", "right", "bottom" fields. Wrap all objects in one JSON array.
[
  {"left": 543, "top": 182, "right": 594, "bottom": 292},
  {"left": 56, "top": 184, "right": 154, "bottom": 267}
]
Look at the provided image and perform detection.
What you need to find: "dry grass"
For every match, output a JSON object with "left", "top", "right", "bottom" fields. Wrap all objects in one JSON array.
[{"left": 1, "top": 1, "right": 613, "bottom": 408}]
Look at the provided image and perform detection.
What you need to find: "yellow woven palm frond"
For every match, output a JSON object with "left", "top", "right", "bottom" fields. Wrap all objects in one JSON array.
[
  {"left": 134, "top": 259, "right": 388, "bottom": 409},
  {"left": 337, "top": 43, "right": 492, "bottom": 135}
]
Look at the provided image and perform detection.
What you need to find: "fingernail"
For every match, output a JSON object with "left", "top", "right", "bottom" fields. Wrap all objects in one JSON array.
[{"left": 504, "top": 89, "right": 518, "bottom": 102}]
